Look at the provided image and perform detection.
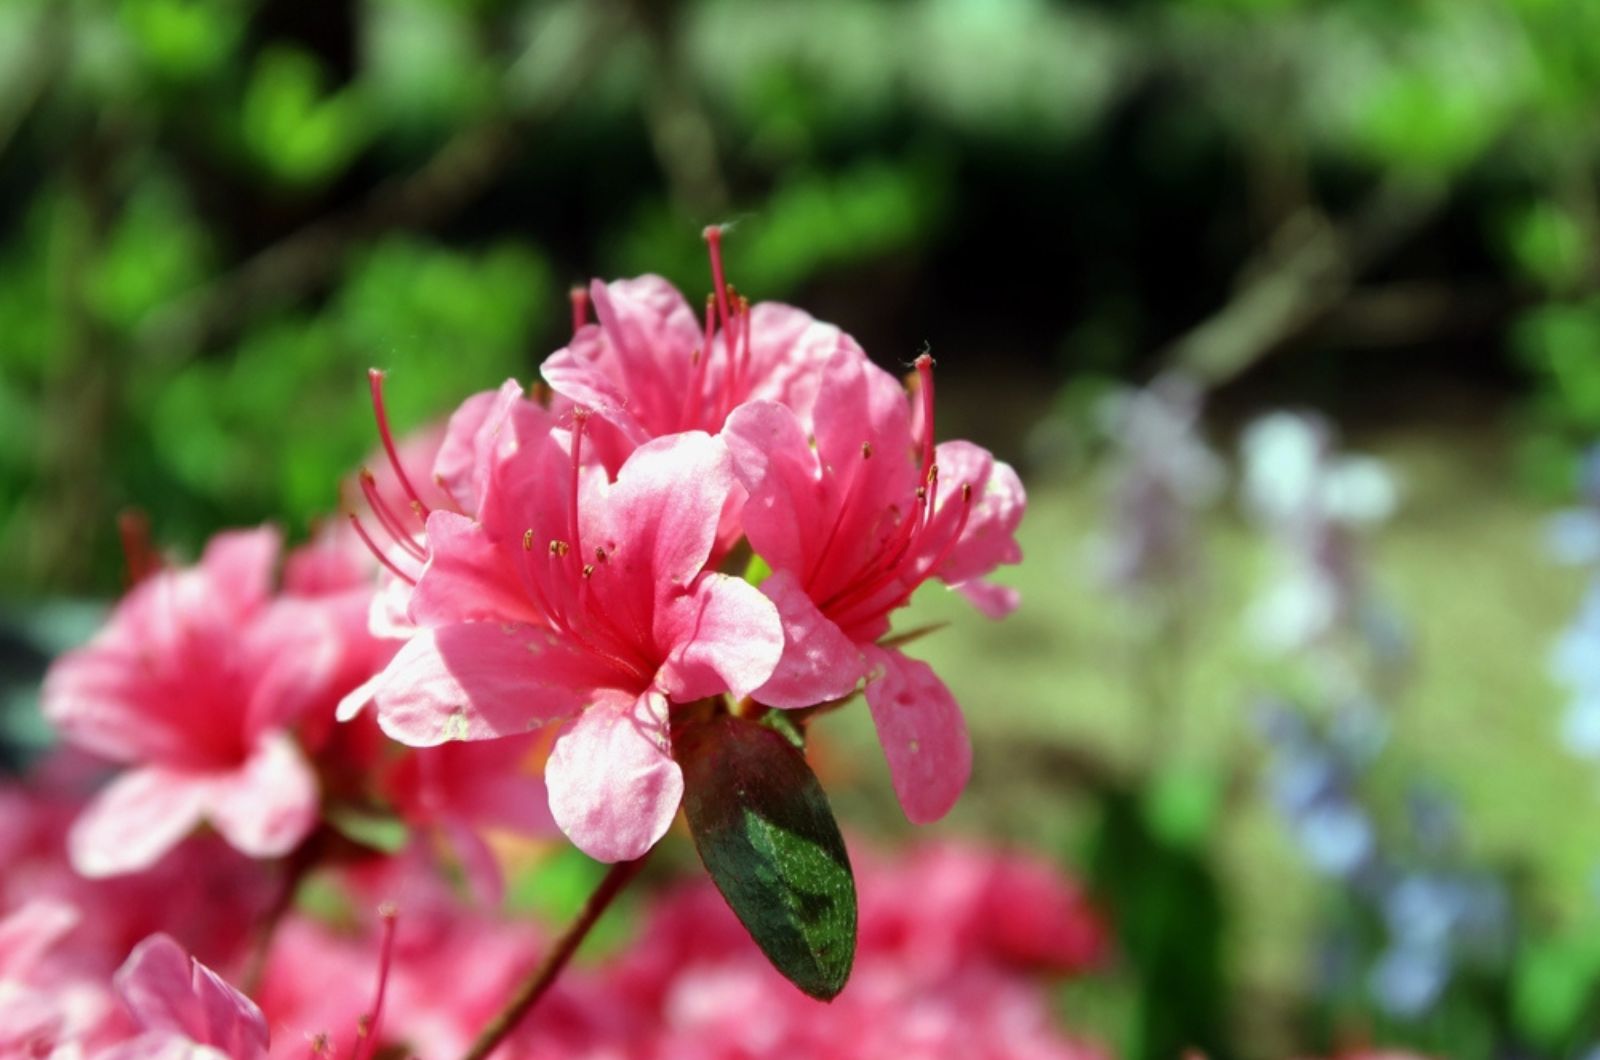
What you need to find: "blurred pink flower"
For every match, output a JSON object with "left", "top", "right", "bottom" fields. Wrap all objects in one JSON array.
[
  {"left": 723, "top": 351, "right": 1025, "bottom": 822},
  {"left": 0, "top": 899, "right": 126, "bottom": 1056},
  {"left": 353, "top": 421, "right": 783, "bottom": 862},
  {"left": 41, "top": 529, "right": 341, "bottom": 875},
  {"left": 103, "top": 934, "right": 269, "bottom": 1060}
]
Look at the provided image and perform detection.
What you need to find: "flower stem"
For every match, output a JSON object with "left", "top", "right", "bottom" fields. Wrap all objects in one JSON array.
[{"left": 459, "top": 853, "right": 648, "bottom": 1060}]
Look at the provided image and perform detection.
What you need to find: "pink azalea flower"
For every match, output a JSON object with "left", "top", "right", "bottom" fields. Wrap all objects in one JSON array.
[
  {"left": 722, "top": 351, "right": 1025, "bottom": 822},
  {"left": 541, "top": 228, "right": 867, "bottom": 472},
  {"left": 353, "top": 417, "right": 784, "bottom": 863},
  {"left": 103, "top": 934, "right": 269, "bottom": 1060},
  {"left": 0, "top": 899, "right": 126, "bottom": 1055},
  {"left": 41, "top": 529, "right": 340, "bottom": 876}
]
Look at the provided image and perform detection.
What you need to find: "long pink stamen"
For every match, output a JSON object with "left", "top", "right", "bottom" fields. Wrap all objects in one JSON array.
[
  {"left": 346, "top": 512, "right": 417, "bottom": 586},
  {"left": 367, "top": 369, "right": 431, "bottom": 525},
  {"left": 353, "top": 904, "right": 398, "bottom": 1060},
  {"left": 568, "top": 409, "right": 588, "bottom": 554},
  {"left": 359, "top": 471, "right": 426, "bottom": 562},
  {"left": 913, "top": 353, "right": 936, "bottom": 479},
  {"left": 703, "top": 226, "right": 734, "bottom": 348},
  {"left": 570, "top": 286, "right": 590, "bottom": 336},
  {"left": 837, "top": 481, "right": 973, "bottom": 631}
]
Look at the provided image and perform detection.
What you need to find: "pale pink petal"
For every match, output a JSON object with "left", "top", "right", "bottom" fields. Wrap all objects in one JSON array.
[
  {"left": 371, "top": 624, "right": 605, "bottom": 747},
  {"left": 69, "top": 767, "right": 208, "bottom": 877},
  {"left": 203, "top": 733, "right": 319, "bottom": 859},
  {"left": 368, "top": 574, "right": 416, "bottom": 639},
  {"left": 115, "top": 934, "right": 268, "bottom": 1058},
  {"left": 546, "top": 689, "right": 682, "bottom": 862},
  {"left": 929, "top": 441, "right": 1026, "bottom": 586},
  {"left": 0, "top": 899, "right": 79, "bottom": 979},
  {"left": 408, "top": 510, "right": 543, "bottom": 628},
  {"left": 334, "top": 669, "right": 384, "bottom": 722},
  {"left": 655, "top": 572, "right": 784, "bottom": 703},
  {"left": 862, "top": 646, "right": 972, "bottom": 824},
  {"left": 748, "top": 570, "right": 865, "bottom": 709},
  {"left": 198, "top": 526, "right": 282, "bottom": 618},
  {"left": 952, "top": 578, "right": 1021, "bottom": 618}
]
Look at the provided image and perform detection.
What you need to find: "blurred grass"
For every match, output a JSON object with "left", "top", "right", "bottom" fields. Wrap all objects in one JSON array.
[{"left": 818, "top": 421, "right": 1596, "bottom": 1050}]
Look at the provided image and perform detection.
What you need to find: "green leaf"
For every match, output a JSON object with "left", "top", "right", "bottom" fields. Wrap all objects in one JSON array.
[
  {"left": 679, "top": 713, "right": 856, "bottom": 1000},
  {"left": 324, "top": 803, "right": 409, "bottom": 854}
]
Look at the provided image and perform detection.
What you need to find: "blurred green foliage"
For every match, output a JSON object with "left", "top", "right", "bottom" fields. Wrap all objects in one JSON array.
[
  {"left": 3, "top": 0, "right": 1600, "bottom": 592},
  {"left": 4, "top": 2, "right": 1600, "bottom": 1051}
]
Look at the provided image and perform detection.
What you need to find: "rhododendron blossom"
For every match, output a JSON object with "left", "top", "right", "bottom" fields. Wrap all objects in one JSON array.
[
  {"left": 542, "top": 228, "right": 866, "bottom": 472},
  {"left": 724, "top": 350, "right": 1025, "bottom": 822},
  {"left": 41, "top": 529, "right": 340, "bottom": 876},
  {"left": 353, "top": 418, "right": 784, "bottom": 862}
]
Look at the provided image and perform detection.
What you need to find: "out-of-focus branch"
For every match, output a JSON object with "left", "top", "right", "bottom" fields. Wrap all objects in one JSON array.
[
  {"left": 132, "top": 4, "right": 624, "bottom": 362},
  {"left": 1162, "top": 177, "right": 1448, "bottom": 385}
]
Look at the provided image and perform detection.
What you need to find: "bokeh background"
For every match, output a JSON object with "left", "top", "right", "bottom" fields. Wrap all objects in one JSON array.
[{"left": 4, "top": 0, "right": 1600, "bottom": 1056}]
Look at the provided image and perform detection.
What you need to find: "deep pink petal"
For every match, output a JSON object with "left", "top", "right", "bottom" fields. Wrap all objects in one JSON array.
[
  {"left": 655, "top": 572, "right": 785, "bottom": 703},
  {"left": 371, "top": 623, "right": 605, "bottom": 747},
  {"left": 409, "top": 510, "right": 544, "bottom": 628},
  {"left": 929, "top": 441, "right": 1026, "bottom": 586},
  {"left": 42, "top": 639, "right": 187, "bottom": 764},
  {"left": 400, "top": 733, "right": 554, "bottom": 836},
  {"left": 586, "top": 431, "right": 737, "bottom": 633},
  {"left": 722, "top": 400, "right": 824, "bottom": 577},
  {"left": 546, "top": 689, "right": 682, "bottom": 862},
  {"left": 69, "top": 767, "right": 208, "bottom": 877},
  {"left": 862, "top": 646, "right": 972, "bottom": 824},
  {"left": 203, "top": 733, "right": 319, "bottom": 859},
  {"left": 739, "top": 302, "right": 866, "bottom": 420},
  {"left": 115, "top": 934, "right": 268, "bottom": 1058},
  {"left": 748, "top": 570, "right": 866, "bottom": 709}
]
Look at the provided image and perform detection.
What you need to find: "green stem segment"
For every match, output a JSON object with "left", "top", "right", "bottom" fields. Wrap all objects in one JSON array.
[{"left": 459, "top": 854, "right": 648, "bottom": 1060}]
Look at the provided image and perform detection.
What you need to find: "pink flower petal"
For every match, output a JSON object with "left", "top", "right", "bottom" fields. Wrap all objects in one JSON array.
[
  {"left": 203, "top": 732, "right": 319, "bottom": 859},
  {"left": 198, "top": 526, "right": 282, "bottom": 618},
  {"left": 114, "top": 934, "right": 268, "bottom": 1059},
  {"left": 371, "top": 623, "right": 604, "bottom": 747},
  {"left": 0, "top": 899, "right": 79, "bottom": 979},
  {"left": 42, "top": 639, "right": 188, "bottom": 764},
  {"left": 69, "top": 767, "right": 208, "bottom": 877},
  {"left": 588, "top": 431, "right": 736, "bottom": 628},
  {"left": 952, "top": 578, "right": 1021, "bottom": 619},
  {"left": 431, "top": 379, "right": 550, "bottom": 516},
  {"left": 409, "top": 510, "right": 544, "bottom": 628},
  {"left": 749, "top": 570, "right": 865, "bottom": 709},
  {"left": 722, "top": 400, "right": 825, "bottom": 577},
  {"left": 928, "top": 441, "right": 1026, "bottom": 587},
  {"left": 546, "top": 689, "right": 683, "bottom": 862},
  {"left": 862, "top": 646, "right": 972, "bottom": 824},
  {"left": 656, "top": 573, "right": 785, "bottom": 703}
]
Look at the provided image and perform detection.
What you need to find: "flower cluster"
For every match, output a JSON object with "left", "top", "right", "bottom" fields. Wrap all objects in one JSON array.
[
  {"left": 1, "top": 756, "right": 1107, "bottom": 1060},
  {"left": 11, "top": 229, "right": 1028, "bottom": 1053}
]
